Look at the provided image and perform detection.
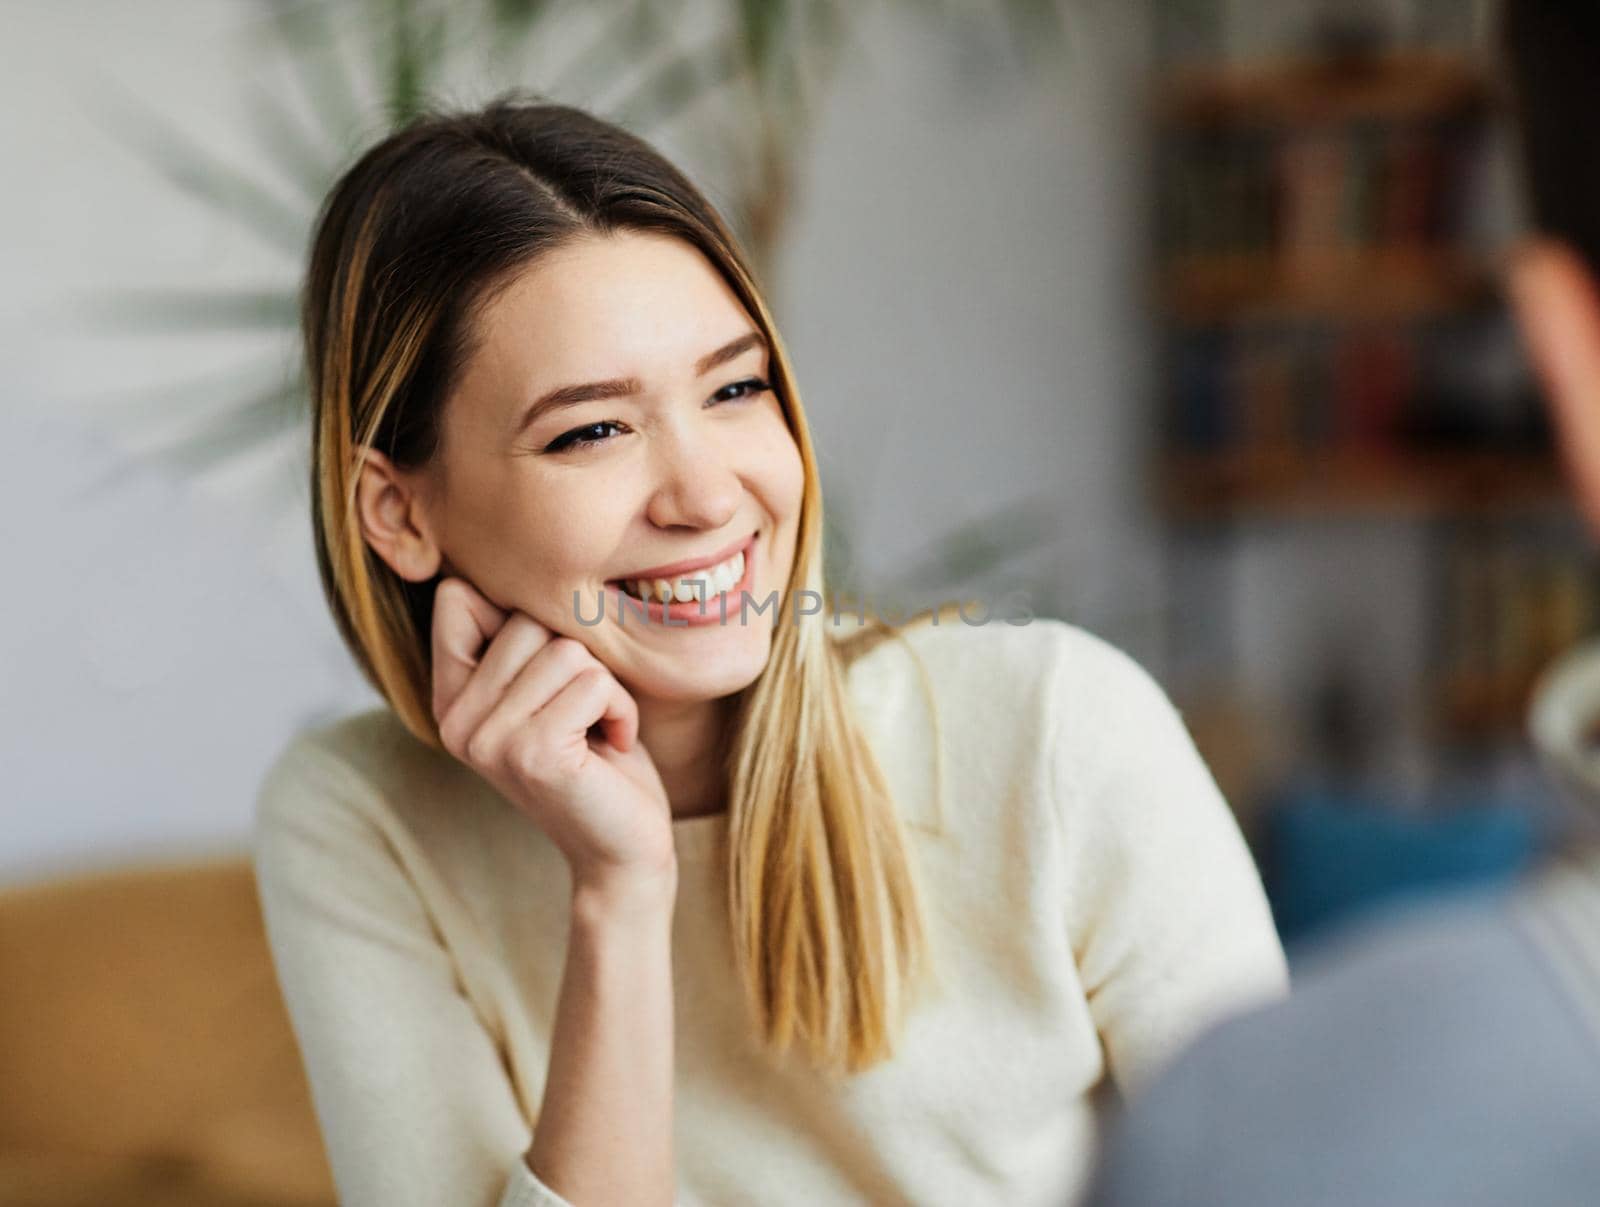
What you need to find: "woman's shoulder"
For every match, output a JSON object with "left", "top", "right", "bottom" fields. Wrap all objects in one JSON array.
[
  {"left": 254, "top": 705, "right": 471, "bottom": 838},
  {"left": 847, "top": 612, "right": 1170, "bottom": 714},
  {"left": 840, "top": 612, "right": 1179, "bottom": 776}
]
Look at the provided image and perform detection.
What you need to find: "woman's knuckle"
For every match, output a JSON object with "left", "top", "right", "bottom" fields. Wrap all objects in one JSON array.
[
  {"left": 503, "top": 612, "right": 540, "bottom": 639},
  {"left": 434, "top": 577, "right": 468, "bottom": 612},
  {"left": 545, "top": 635, "right": 584, "bottom": 665},
  {"left": 509, "top": 734, "right": 545, "bottom": 780},
  {"left": 463, "top": 729, "right": 495, "bottom": 767},
  {"left": 437, "top": 711, "right": 465, "bottom": 755}
]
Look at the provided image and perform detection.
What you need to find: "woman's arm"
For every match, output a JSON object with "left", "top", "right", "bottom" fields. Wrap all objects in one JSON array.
[
  {"left": 527, "top": 865, "right": 677, "bottom": 1205},
  {"left": 253, "top": 734, "right": 677, "bottom": 1207},
  {"left": 1049, "top": 630, "right": 1290, "bottom": 1097}
]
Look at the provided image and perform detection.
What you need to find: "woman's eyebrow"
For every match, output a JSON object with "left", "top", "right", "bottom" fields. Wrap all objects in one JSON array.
[{"left": 512, "top": 330, "right": 767, "bottom": 436}]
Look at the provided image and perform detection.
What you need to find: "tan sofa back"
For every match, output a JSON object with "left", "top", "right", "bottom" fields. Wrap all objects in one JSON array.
[{"left": 0, "top": 855, "right": 335, "bottom": 1204}]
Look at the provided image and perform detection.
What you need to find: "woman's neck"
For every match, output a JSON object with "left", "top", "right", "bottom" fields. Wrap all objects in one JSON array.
[{"left": 636, "top": 693, "right": 734, "bottom": 820}]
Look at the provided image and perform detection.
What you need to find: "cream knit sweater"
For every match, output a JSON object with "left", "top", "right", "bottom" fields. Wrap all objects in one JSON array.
[{"left": 253, "top": 617, "right": 1289, "bottom": 1207}]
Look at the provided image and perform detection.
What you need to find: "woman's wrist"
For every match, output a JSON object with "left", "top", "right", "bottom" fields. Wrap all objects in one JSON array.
[{"left": 570, "top": 858, "right": 678, "bottom": 925}]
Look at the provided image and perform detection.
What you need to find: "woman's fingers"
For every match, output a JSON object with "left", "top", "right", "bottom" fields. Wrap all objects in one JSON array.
[
  {"left": 430, "top": 577, "right": 509, "bottom": 721},
  {"left": 509, "top": 667, "right": 631, "bottom": 781},
  {"left": 464, "top": 636, "right": 600, "bottom": 760},
  {"left": 442, "top": 615, "right": 560, "bottom": 746},
  {"left": 595, "top": 674, "right": 639, "bottom": 754}
]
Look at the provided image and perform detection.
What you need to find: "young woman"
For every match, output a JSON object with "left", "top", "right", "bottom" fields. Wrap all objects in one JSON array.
[{"left": 253, "top": 94, "right": 1288, "bottom": 1207}]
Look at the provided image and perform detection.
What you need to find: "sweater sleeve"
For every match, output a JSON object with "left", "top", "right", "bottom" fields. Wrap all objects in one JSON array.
[
  {"left": 251, "top": 733, "right": 575, "bottom": 1207},
  {"left": 1051, "top": 632, "right": 1290, "bottom": 1097}
]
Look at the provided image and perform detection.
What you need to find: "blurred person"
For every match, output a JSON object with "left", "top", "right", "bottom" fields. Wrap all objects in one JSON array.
[
  {"left": 1083, "top": 3, "right": 1600, "bottom": 1205},
  {"left": 251, "top": 95, "right": 1288, "bottom": 1207}
]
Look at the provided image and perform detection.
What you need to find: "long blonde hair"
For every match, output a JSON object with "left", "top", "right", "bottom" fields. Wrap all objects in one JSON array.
[{"left": 302, "top": 93, "right": 938, "bottom": 1075}]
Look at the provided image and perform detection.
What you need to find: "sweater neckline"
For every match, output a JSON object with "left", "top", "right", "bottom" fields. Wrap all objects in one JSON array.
[{"left": 672, "top": 807, "right": 728, "bottom": 862}]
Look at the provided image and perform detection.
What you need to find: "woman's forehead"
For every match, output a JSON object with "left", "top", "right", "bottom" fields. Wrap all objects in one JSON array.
[
  {"left": 445, "top": 229, "right": 763, "bottom": 441},
  {"left": 476, "top": 231, "right": 749, "bottom": 372}
]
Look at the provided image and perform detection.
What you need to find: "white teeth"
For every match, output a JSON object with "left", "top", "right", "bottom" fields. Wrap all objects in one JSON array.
[{"left": 618, "top": 546, "right": 748, "bottom": 605}]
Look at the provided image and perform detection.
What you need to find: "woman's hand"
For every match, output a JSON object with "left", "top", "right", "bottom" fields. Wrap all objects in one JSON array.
[{"left": 429, "top": 576, "right": 675, "bottom": 890}]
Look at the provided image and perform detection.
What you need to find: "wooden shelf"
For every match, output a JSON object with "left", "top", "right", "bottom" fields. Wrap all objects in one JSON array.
[
  {"left": 1162, "top": 249, "right": 1498, "bottom": 324},
  {"left": 1158, "top": 52, "right": 1491, "bottom": 129},
  {"left": 1163, "top": 449, "right": 1567, "bottom": 517},
  {"left": 1435, "top": 668, "right": 1545, "bottom": 738}
]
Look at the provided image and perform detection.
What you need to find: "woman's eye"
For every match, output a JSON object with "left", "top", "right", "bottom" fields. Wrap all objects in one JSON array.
[
  {"left": 544, "top": 420, "right": 625, "bottom": 454},
  {"left": 713, "top": 377, "right": 773, "bottom": 405},
  {"left": 541, "top": 379, "right": 771, "bottom": 455}
]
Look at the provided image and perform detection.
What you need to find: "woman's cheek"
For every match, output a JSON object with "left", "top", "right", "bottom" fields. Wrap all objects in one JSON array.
[{"left": 753, "top": 406, "right": 805, "bottom": 506}]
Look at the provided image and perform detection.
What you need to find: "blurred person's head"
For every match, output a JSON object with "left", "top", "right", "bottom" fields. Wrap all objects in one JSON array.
[
  {"left": 299, "top": 94, "right": 932, "bottom": 1074},
  {"left": 1504, "top": 2, "right": 1600, "bottom": 839},
  {"left": 1504, "top": 1, "right": 1600, "bottom": 537}
]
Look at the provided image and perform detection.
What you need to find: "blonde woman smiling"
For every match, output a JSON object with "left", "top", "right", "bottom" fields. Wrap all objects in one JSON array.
[{"left": 253, "top": 95, "right": 1288, "bottom": 1207}]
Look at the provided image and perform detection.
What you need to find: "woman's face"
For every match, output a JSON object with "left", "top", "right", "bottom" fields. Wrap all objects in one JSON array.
[{"left": 399, "top": 229, "right": 805, "bottom": 704}]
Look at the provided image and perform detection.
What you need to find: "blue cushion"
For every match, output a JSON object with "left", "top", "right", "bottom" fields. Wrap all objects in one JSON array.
[{"left": 1264, "top": 787, "right": 1539, "bottom": 946}]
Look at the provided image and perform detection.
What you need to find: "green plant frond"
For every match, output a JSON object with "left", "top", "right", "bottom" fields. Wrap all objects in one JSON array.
[
  {"left": 997, "top": 0, "right": 1067, "bottom": 69},
  {"left": 380, "top": 0, "right": 455, "bottom": 126},
  {"left": 74, "top": 374, "right": 308, "bottom": 503},
  {"left": 889, "top": 0, "right": 960, "bottom": 22},
  {"left": 735, "top": 0, "right": 791, "bottom": 79},
  {"left": 547, "top": 0, "right": 684, "bottom": 107},
  {"left": 80, "top": 287, "right": 300, "bottom": 334},
  {"left": 610, "top": 39, "right": 743, "bottom": 132},
  {"left": 241, "top": 77, "right": 341, "bottom": 201},
  {"left": 86, "top": 78, "right": 312, "bottom": 257},
  {"left": 799, "top": 0, "right": 850, "bottom": 81},
  {"left": 490, "top": 0, "right": 561, "bottom": 36},
  {"left": 258, "top": 0, "right": 372, "bottom": 152},
  {"left": 77, "top": 354, "right": 302, "bottom": 429}
]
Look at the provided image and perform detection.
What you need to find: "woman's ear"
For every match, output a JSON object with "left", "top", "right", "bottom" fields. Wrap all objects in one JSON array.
[
  {"left": 353, "top": 448, "right": 445, "bottom": 583},
  {"left": 1509, "top": 237, "right": 1600, "bottom": 541}
]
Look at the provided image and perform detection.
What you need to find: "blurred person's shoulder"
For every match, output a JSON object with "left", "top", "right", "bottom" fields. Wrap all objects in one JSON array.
[{"left": 1086, "top": 886, "right": 1600, "bottom": 1207}]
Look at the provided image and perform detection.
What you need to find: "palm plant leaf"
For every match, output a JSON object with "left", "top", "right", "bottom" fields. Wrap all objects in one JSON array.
[
  {"left": 88, "top": 355, "right": 303, "bottom": 429},
  {"left": 382, "top": 0, "right": 453, "bottom": 124},
  {"left": 88, "top": 78, "right": 311, "bottom": 257},
  {"left": 82, "top": 287, "right": 300, "bottom": 333},
  {"left": 996, "top": 0, "right": 1066, "bottom": 66},
  {"left": 241, "top": 77, "right": 343, "bottom": 201},
  {"left": 612, "top": 38, "right": 744, "bottom": 131},
  {"left": 548, "top": 0, "right": 687, "bottom": 109},
  {"left": 259, "top": 0, "right": 370, "bottom": 142},
  {"left": 490, "top": 0, "right": 562, "bottom": 34},
  {"left": 75, "top": 374, "right": 308, "bottom": 502}
]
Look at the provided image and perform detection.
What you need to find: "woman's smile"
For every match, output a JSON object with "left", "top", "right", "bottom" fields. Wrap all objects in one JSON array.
[{"left": 602, "top": 529, "right": 760, "bottom": 627}]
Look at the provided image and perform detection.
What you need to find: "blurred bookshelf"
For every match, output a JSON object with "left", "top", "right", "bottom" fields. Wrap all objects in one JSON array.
[
  {"left": 1430, "top": 525, "right": 1600, "bottom": 739},
  {"left": 1154, "top": 48, "right": 1551, "bottom": 518},
  {"left": 1149, "top": 19, "right": 1598, "bottom": 761}
]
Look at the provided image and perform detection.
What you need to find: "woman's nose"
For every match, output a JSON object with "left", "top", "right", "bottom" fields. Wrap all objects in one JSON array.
[{"left": 643, "top": 430, "right": 742, "bottom": 531}]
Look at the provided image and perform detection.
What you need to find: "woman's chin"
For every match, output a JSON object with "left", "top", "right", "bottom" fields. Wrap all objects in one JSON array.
[{"left": 623, "top": 638, "right": 772, "bottom": 704}]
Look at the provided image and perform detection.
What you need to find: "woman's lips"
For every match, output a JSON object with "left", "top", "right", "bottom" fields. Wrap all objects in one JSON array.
[
  {"left": 609, "top": 529, "right": 758, "bottom": 585},
  {"left": 606, "top": 530, "right": 756, "bottom": 594},
  {"left": 604, "top": 532, "right": 758, "bottom": 625}
]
